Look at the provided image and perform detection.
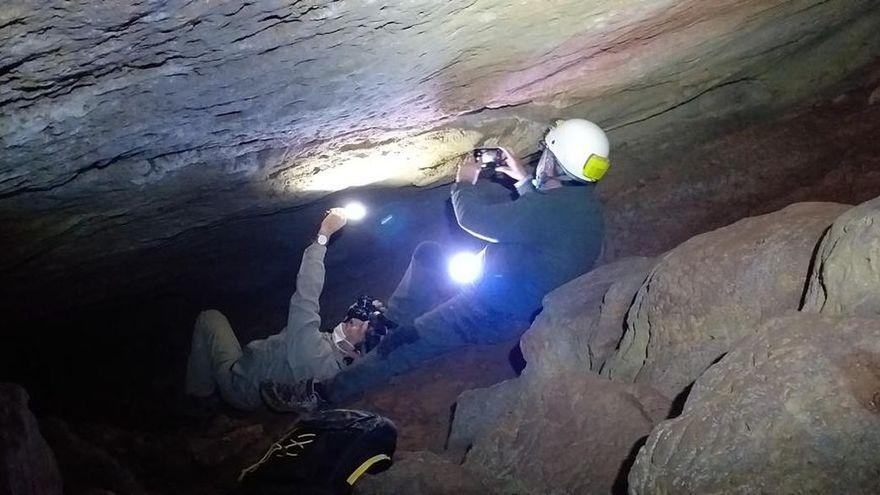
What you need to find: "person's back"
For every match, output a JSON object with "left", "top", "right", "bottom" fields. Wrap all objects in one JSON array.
[{"left": 461, "top": 180, "right": 604, "bottom": 316}]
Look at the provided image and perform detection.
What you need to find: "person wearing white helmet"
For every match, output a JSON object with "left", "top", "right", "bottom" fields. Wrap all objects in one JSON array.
[
  {"left": 535, "top": 118, "right": 611, "bottom": 188},
  {"left": 261, "top": 119, "right": 608, "bottom": 412}
]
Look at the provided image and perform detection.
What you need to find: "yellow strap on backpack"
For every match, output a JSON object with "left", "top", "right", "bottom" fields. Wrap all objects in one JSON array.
[{"left": 346, "top": 454, "right": 391, "bottom": 485}]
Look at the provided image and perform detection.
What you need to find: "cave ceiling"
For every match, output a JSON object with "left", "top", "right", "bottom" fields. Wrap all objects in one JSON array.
[{"left": 2, "top": 0, "right": 880, "bottom": 314}]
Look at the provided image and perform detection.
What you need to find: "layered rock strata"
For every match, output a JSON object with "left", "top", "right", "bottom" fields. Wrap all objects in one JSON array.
[{"left": 3, "top": 0, "right": 880, "bottom": 314}]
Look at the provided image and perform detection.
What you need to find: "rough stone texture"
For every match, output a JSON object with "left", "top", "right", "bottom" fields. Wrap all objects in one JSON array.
[
  {"left": 803, "top": 196, "right": 880, "bottom": 316},
  {"left": 187, "top": 422, "right": 264, "bottom": 468},
  {"left": 355, "top": 450, "right": 497, "bottom": 495},
  {"left": 869, "top": 86, "right": 880, "bottom": 105},
  {"left": 451, "top": 371, "right": 669, "bottom": 495},
  {"left": 40, "top": 417, "right": 147, "bottom": 495},
  {"left": 445, "top": 379, "right": 519, "bottom": 458},
  {"left": 520, "top": 256, "right": 656, "bottom": 379},
  {"left": 629, "top": 312, "right": 880, "bottom": 495},
  {"left": 447, "top": 258, "right": 658, "bottom": 457},
  {"left": 0, "top": 383, "right": 63, "bottom": 495},
  {"left": 603, "top": 202, "right": 850, "bottom": 398},
  {"left": 349, "top": 339, "right": 518, "bottom": 452},
  {"left": 3, "top": 0, "right": 880, "bottom": 317}
]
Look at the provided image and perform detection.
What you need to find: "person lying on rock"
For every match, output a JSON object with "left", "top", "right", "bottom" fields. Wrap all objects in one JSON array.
[
  {"left": 260, "top": 118, "right": 609, "bottom": 412},
  {"left": 185, "top": 207, "right": 373, "bottom": 410}
]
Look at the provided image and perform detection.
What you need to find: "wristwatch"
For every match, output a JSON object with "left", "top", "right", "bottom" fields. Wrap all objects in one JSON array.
[{"left": 316, "top": 234, "right": 329, "bottom": 246}]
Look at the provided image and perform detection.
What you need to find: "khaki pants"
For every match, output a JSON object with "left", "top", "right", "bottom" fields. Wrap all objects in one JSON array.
[{"left": 185, "top": 310, "right": 257, "bottom": 409}]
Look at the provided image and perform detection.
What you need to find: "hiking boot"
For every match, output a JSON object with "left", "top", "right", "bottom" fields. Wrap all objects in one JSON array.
[{"left": 260, "top": 378, "right": 328, "bottom": 413}]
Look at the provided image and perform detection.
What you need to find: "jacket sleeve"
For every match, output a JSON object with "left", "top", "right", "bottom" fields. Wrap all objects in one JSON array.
[
  {"left": 451, "top": 181, "right": 536, "bottom": 243},
  {"left": 284, "top": 242, "right": 327, "bottom": 350}
]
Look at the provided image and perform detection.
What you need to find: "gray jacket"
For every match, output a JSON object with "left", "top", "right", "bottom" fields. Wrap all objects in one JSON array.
[{"left": 235, "top": 242, "right": 347, "bottom": 397}]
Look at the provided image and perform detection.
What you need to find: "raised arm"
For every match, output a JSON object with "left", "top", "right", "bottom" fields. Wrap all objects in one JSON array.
[
  {"left": 451, "top": 150, "right": 536, "bottom": 243},
  {"left": 286, "top": 208, "right": 347, "bottom": 337}
]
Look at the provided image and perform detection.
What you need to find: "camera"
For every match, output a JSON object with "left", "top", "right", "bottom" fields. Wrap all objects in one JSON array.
[
  {"left": 348, "top": 295, "right": 397, "bottom": 354},
  {"left": 473, "top": 148, "right": 506, "bottom": 169}
]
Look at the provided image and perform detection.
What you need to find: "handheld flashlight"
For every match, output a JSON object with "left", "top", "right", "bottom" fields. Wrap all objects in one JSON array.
[
  {"left": 343, "top": 202, "right": 367, "bottom": 221},
  {"left": 448, "top": 249, "right": 486, "bottom": 285}
]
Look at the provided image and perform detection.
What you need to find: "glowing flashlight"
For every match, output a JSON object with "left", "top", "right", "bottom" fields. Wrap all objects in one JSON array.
[
  {"left": 448, "top": 249, "right": 485, "bottom": 285},
  {"left": 343, "top": 202, "right": 367, "bottom": 221}
]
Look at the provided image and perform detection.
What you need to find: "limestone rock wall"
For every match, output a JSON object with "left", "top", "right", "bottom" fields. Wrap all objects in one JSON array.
[
  {"left": 450, "top": 371, "right": 669, "bottom": 495},
  {"left": 438, "top": 198, "right": 880, "bottom": 494},
  {"left": 603, "top": 202, "right": 849, "bottom": 398},
  {"left": 519, "top": 256, "right": 656, "bottom": 379},
  {"left": 629, "top": 312, "right": 880, "bottom": 495},
  {"left": 803, "top": 196, "right": 880, "bottom": 316},
  {"left": 2, "top": 0, "right": 880, "bottom": 315}
]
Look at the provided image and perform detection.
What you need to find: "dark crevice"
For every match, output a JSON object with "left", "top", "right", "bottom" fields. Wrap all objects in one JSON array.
[
  {"left": 0, "top": 46, "right": 63, "bottom": 78},
  {"left": 666, "top": 381, "right": 695, "bottom": 419},
  {"left": 612, "top": 435, "right": 648, "bottom": 495},
  {"left": 609, "top": 77, "right": 757, "bottom": 131}
]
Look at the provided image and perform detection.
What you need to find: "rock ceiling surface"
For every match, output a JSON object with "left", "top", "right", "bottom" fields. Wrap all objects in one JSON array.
[{"left": 2, "top": 0, "right": 880, "bottom": 311}]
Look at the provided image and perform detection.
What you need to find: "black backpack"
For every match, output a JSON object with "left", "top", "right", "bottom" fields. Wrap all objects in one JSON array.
[{"left": 234, "top": 409, "right": 397, "bottom": 495}]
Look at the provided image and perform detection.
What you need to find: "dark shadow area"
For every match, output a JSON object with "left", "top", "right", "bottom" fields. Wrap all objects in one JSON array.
[
  {"left": 799, "top": 225, "right": 832, "bottom": 309},
  {"left": 666, "top": 353, "right": 727, "bottom": 418},
  {"left": 667, "top": 381, "right": 695, "bottom": 420},
  {"left": 509, "top": 342, "right": 527, "bottom": 376},
  {"left": 612, "top": 434, "right": 649, "bottom": 495}
]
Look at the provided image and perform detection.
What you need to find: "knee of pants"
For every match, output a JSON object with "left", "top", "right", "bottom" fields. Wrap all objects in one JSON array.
[
  {"left": 195, "top": 309, "right": 230, "bottom": 333},
  {"left": 412, "top": 241, "right": 445, "bottom": 268}
]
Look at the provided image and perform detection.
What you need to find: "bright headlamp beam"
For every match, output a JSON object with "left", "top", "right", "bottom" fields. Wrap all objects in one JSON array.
[
  {"left": 343, "top": 202, "right": 367, "bottom": 221},
  {"left": 448, "top": 250, "right": 485, "bottom": 285}
]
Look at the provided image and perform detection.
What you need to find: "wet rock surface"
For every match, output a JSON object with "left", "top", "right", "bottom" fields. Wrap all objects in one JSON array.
[
  {"left": 603, "top": 202, "right": 850, "bottom": 397},
  {"left": 629, "top": 312, "right": 880, "bottom": 494},
  {"left": 803, "top": 195, "right": 880, "bottom": 316},
  {"left": 0, "top": 383, "right": 62, "bottom": 495}
]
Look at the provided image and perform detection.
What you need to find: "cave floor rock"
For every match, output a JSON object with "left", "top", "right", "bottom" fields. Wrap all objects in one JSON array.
[{"left": 38, "top": 340, "right": 517, "bottom": 494}]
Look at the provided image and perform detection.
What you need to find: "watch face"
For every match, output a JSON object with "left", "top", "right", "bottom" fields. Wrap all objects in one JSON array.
[{"left": 317, "top": 234, "right": 328, "bottom": 245}]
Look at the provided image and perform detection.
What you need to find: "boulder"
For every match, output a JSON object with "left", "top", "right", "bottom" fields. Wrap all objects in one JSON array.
[
  {"left": 519, "top": 257, "right": 657, "bottom": 379},
  {"left": 803, "top": 196, "right": 880, "bottom": 316},
  {"left": 603, "top": 202, "right": 849, "bottom": 398},
  {"left": 629, "top": 312, "right": 880, "bottom": 494},
  {"left": 0, "top": 383, "right": 62, "bottom": 495},
  {"left": 445, "top": 379, "right": 520, "bottom": 457},
  {"left": 355, "top": 450, "right": 497, "bottom": 495},
  {"left": 451, "top": 371, "right": 669, "bottom": 495}
]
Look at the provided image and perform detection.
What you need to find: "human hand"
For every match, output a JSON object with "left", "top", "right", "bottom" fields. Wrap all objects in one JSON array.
[
  {"left": 495, "top": 147, "right": 528, "bottom": 182},
  {"left": 319, "top": 207, "right": 348, "bottom": 237},
  {"left": 455, "top": 154, "right": 481, "bottom": 185}
]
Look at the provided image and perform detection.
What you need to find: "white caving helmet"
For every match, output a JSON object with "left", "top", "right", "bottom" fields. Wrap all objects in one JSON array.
[{"left": 539, "top": 118, "right": 611, "bottom": 184}]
